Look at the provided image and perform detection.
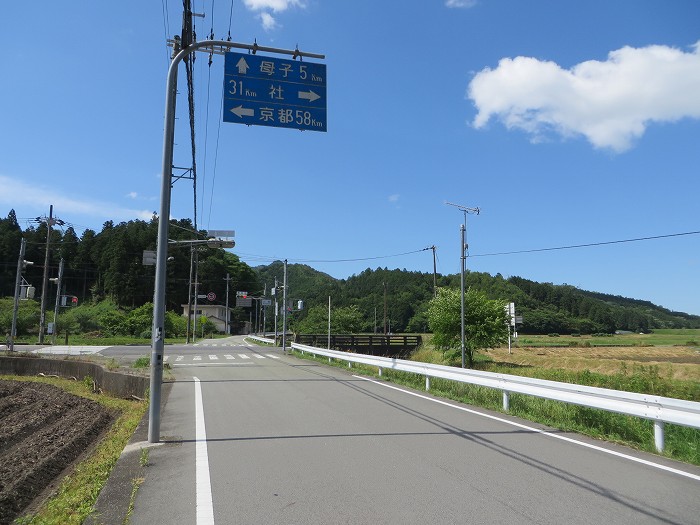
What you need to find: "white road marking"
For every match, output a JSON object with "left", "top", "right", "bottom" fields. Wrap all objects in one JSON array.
[
  {"left": 193, "top": 377, "right": 215, "bottom": 524},
  {"left": 209, "top": 355, "right": 218, "bottom": 360},
  {"left": 224, "top": 354, "right": 235, "bottom": 360},
  {"left": 32, "top": 345, "right": 109, "bottom": 355},
  {"left": 163, "top": 356, "right": 170, "bottom": 362},
  {"left": 173, "top": 362, "right": 253, "bottom": 367},
  {"left": 238, "top": 354, "right": 250, "bottom": 359},
  {"left": 253, "top": 354, "right": 266, "bottom": 359},
  {"left": 176, "top": 356, "right": 184, "bottom": 362},
  {"left": 354, "top": 375, "right": 700, "bottom": 483},
  {"left": 265, "top": 354, "right": 280, "bottom": 359},
  {"left": 193, "top": 356, "right": 202, "bottom": 361}
]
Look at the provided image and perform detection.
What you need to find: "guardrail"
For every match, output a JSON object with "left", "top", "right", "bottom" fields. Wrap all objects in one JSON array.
[{"left": 284, "top": 342, "right": 700, "bottom": 453}]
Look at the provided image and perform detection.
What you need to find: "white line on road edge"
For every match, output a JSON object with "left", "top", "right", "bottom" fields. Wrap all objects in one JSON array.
[
  {"left": 194, "top": 377, "right": 216, "bottom": 524},
  {"left": 353, "top": 375, "right": 700, "bottom": 483}
]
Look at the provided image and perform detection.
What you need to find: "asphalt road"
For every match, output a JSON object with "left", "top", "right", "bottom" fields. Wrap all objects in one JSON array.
[{"left": 120, "top": 337, "right": 699, "bottom": 524}]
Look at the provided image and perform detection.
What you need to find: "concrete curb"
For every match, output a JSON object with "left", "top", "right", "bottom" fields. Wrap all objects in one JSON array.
[{"left": 84, "top": 381, "right": 172, "bottom": 525}]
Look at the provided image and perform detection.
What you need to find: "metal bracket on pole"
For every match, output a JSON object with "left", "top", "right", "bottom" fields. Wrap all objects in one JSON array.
[{"left": 148, "top": 40, "right": 324, "bottom": 444}]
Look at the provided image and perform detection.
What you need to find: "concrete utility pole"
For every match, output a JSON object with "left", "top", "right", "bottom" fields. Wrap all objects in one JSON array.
[
  {"left": 50, "top": 258, "right": 64, "bottom": 345},
  {"left": 38, "top": 205, "right": 53, "bottom": 343},
  {"left": 224, "top": 273, "right": 231, "bottom": 335},
  {"left": 431, "top": 245, "right": 438, "bottom": 297},
  {"left": 147, "top": 34, "right": 323, "bottom": 443},
  {"left": 282, "top": 259, "right": 288, "bottom": 351},
  {"left": 10, "top": 238, "right": 30, "bottom": 351},
  {"left": 445, "top": 202, "right": 480, "bottom": 368}
]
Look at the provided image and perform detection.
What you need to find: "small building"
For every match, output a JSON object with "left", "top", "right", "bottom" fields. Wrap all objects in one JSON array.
[{"left": 181, "top": 304, "right": 233, "bottom": 334}]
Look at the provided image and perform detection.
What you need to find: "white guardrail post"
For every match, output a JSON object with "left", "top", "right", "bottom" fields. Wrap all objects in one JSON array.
[{"left": 278, "top": 342, "right": 700, "bottom": 454}]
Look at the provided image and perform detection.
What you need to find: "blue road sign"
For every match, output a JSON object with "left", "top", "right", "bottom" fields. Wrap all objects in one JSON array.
[{"left": 223, "top": 52, "right": 327, "bottom": 132}]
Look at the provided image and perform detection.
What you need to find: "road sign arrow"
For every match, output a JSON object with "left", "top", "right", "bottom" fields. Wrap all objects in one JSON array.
[
  {"left": 230, "top": 105, "right": 254, "bottom": 118},
  {"left": 236, "top": 57, "right": 249, "bottom": 74},
  {"left": 298, "top": 90, "right": 321, "bottom": 102}
]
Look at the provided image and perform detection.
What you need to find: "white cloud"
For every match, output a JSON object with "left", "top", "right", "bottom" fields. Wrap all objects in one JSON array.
[
  {"left": 259, "top": 12, "right": 278, "bottom": 31},
  {"left": 446, "top": 0, "right": 477, "bottom": 8},
  {"left": 243, "top": 0, "right": 304, "bottom": 30},
  {"left": 388, "top": 194, "right": 400, "bottom": 203},
  {"left": 468, "top": 42, "right": 700, "bottom": 152},
  {"left": 126, "top": 191, "right": 138, "bottom": 199},
  {"left": 243, "top": 0, "right": 304, "bottom": 13},
  {"left": 0, "top": 175, "right": 154, "bottom": 222}
]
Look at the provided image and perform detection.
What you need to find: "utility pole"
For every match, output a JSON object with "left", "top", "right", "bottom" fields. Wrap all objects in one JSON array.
[
  {"left": 186, "top": 245, "right": 194, "bottom": 343},
  {"left": 38, "top": 205, "right": 54, "bottom": 343},
  {"left": 328, "top": 295, "right": 331, "bottom": 349},
  {"left": 224, "top": 273, "right": 231, "bottom": 335},
  {"left": 431, "top": 245, "right": 438, "bottom": 297},
  {"left": 10, "top": 238, "right": 31, "bottom": 351},
  {"left": 282, "top": 260, "right": 288, "bottom": 352},
  {"left": 445, "top": 201, "right": 480, "bottom": 368},
  {"left": 192, "top": 254, "right": 199, "bottom": 343},
  {"left": 383, "top": 281, "right": 388, "bottom": 335},
  {"left": 51, "top": 258, "right": 64, "bottom": 345},
  {"left": 274, "top": 277, "right": 279, "bottom": 343}
]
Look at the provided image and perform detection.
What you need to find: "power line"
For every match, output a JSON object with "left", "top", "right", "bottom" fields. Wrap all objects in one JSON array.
[
  {"left": 469, "top": 230, "right": 700, "bottom": 258},
  {"left": 236, "top": 247, "right": 433, "bottom": 265}
]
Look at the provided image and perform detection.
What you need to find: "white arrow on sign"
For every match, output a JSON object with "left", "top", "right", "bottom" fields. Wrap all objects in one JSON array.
[
  {"left": 298, "top": 90, "right": 321, "bottom": 102},
  {"left": 236, "top": 57, "right": 249, "bottom": 74},
  {"left": 230, "top": 105, "right": 254, "bottom": 118}
]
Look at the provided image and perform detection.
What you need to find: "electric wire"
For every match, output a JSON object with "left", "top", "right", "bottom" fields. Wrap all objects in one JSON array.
[
  {"left": 227, "top": 0, "right": 234, "bottom": 40},
  {"left": 469, "top": 230, "right": 700, "bottom": 258},
  {"left": 161, "top": 0, "right": 171, "bottom": 64},
  {"left": 205, "top": 84, "right": 225, "bottom": 229},
  {"left": 235, "top": 247, "right": 433, "bottom": 265}
]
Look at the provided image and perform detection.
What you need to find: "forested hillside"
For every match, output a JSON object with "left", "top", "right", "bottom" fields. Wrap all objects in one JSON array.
[
  {"left": 2, "top": 207, "right": 698, "bottom": 337},
  {"left": 0, "top": 210, "right": 259, "bottom": 332},
  {"left": 254, "top": 263, "right": 700, "bottom": 335}
]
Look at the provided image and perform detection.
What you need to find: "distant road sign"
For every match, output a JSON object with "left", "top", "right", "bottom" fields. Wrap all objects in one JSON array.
[
  {"left": 207, "top": 292, "right": 216, "bottom": 301},
  {"left": 223, "top": 52, "right": 327, "bottom": 132}
]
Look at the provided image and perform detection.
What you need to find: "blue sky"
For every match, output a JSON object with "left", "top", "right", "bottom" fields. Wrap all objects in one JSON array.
[{"left": 2, "top": 1, "right": 699, "bottom": 315}]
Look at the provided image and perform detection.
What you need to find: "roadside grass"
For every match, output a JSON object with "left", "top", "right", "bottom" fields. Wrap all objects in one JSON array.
[
  {"left": 9, "top": 335, "right": 186, "bottom": 346},
  {"left": 286, "top": 347, "right": 700, "bottom": 466},
  {"left": 2, "top": 374, "right": 147, "bottom": 525},
  {"left": 516, "top": 329, "right": 700, "bottom": 348}
]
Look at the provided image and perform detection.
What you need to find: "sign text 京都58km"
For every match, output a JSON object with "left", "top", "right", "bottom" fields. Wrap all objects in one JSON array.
[{"left": 223, "top": 52, "right": 327, "bottom": 132}]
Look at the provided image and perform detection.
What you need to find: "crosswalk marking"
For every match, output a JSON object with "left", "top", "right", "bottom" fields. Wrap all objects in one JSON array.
[{"left": 165, "top": 352, "right": 281, "bottom": 365}]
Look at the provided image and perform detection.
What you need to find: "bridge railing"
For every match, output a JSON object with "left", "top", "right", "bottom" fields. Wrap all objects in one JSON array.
[{"left": 287, "top": 342, "right": 700, "bottom": 454}]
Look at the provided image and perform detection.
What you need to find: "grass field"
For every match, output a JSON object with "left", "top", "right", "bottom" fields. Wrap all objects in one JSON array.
[{"left": 515, "top": 329, "right": 700, "bottom": 348}]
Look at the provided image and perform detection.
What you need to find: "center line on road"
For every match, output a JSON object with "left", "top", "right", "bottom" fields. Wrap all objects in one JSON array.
[{"left": 193, "top": 376, "right": 215, "bottom": 525}]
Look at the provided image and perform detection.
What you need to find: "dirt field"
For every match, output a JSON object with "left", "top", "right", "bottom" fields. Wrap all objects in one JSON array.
[
  {"left": 486, "top": 345, "right": 700, "bottom": 381},
  {"left": 0, "top": 380, "right": 114, "bottom": 525}
]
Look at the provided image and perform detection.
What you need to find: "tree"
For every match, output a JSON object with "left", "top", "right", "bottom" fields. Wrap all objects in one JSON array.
[
  {"left": 427, "top": 287, "right": 509, "bottom": 367},
  {"left": 295, "top": 305, "right": 365, "bottom": 334}
]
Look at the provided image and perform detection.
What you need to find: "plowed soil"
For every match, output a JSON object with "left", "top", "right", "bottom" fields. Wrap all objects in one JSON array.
[{"left": 0, "top": 380, "right": 114, "bottom": 525}]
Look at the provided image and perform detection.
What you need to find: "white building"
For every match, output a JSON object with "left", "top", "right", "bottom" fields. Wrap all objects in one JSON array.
[{"left": 181, "top": 304, "right": 233, "bottom": 334}]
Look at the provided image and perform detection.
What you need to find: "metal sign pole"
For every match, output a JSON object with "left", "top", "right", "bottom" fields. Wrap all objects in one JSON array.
[{"left": 148, "top": 40, "right": 324, "bottom": 443}]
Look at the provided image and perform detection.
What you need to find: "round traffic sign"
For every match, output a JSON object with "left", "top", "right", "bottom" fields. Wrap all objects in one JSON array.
[{"left": 207, "top": 292, "right": 216, "bottom": 301}]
